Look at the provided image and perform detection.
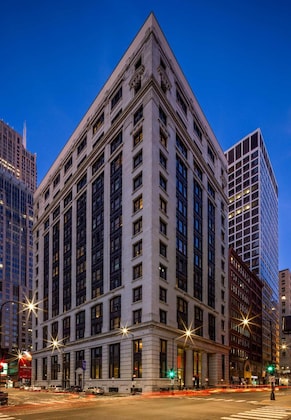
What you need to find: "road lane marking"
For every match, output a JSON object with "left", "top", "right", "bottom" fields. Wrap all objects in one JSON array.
[{"left": 221, "top": 406, "right": 290, "bottom": 419}]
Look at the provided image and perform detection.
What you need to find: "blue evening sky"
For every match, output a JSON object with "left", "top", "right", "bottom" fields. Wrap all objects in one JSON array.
[{"left": 1, "top": 0, "right": 290, "bottom": 269}]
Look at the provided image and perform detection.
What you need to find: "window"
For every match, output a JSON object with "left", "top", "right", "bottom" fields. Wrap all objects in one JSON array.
[
  {"left": 135, "top": 57, "right": 142, "bottom": 70},
  {"left": 159, "top": 287, "right": 167, "bottom": 302},
  {"left": 133, "top": 150, "right": 143, "bottom": 169},
  {"left": 51, "top": 321, "right": 58, "bottom": 340},
  {"left": 208, "top": 314, "right": 216, "bottom": 340},
  {"left": 133, "top": 286, "right": 142, "bottom": 302},
  {"left": 133, "top": 173, "right": 143, "bottom": 191},
  {"left": 159, "top": 106, "right": 167, "bottom": 125},
  {"left": 176, "top": 133, "right": 187, "bottom": 158},
  {"left": 77, "top": 136, "right": 87, "bottom": 155},
  {"left": 133, "top": 263, "right": 142, "bottom": 280},
  {"left": 160, "top": 129, "right": 167, "bottom": 148},
  {"left": 160, "top": 339, "right": 167, "bottom": 378},
  {"left": 64, "top": 156, "right": 73, "bottom": 173},
  {"left": 49, "top": 354, "right": 57, "bottom": 380},
  {"left": 159, "top": 196, "right": 167, "bottom": 214},
  {"left": 76, "top": 311, "right": 85, "bottom": 340},
  {"left": 159, "top": 264, "right": 167, "bottom": 280},
  {"left": 64, "top": 191, "right": 72, "bottom": 208},
  {"left": 111, "top": 86, "right": 122, "bottom": 110},
  {"left": 62, "top": 317, "right": 70, "bottom": 343},
  {"left": 194, "top": 306, "right": 203, "bottom": 337},
  {"left": 133, "top": 217, "right": 142, "bottom": 235},
  {"left": 193, "top": 120, "right": 202, "bottom": 140},
  {"left": 133, "top": 309, "right": 142, "bottom": 324},
  {"left": 53, "top": 206, "right": 60, "bottom": 220},
  {"left": 159, "top": 173, "right": 167, "bottom": 191},
  {"left": 133, "top": 128, "right": 143, "bottom": 147},
  {"left": 91, "top": 303, "right": 103, "bottom": 335},
  {"left": 92, "top": 153, "right": 104, "bottom": 175},
  {"left": 93, "top": 112, "right": 104, "bottom": 134},
  {"left": 208, "top": 182, "right": 215, "bottom": 198},
  {"left": 109, "top": 343, "right": 120, "bottom": 378},
  {"left": 159, "top": 241, "right": 167, "bottom": 258},
  {"left": 159, "top": 218, "right": 167, "bottom": 236},
  {"left": 176, "top": 89, "right": 187, "bottom": 115},
  {"left": 134, "top": 105, "right": 143, "bottom": 125},
  {"left": 77, "top": 174, "right": 87, "bottom": 192},
  {"left": 111, "top": 131, "right": 122, "bottom": 154},
  {"left": 91, "top": 347, "right": 102, "bottom": 379},
  {"left": 111, "top": 109, "right": 122, "bottom": 125},
  {"left": 93, "top": 132, "right": 104, "bottom": 149},
  {"left": 133, "top": 195, "right": 143, "bottom": 213},
  {"left": 133, "top": 240, "right": 142, "bottom": 258},
  {"left": 207, "top": 145, "right": 215, "bottom": 163},
  {"left": 160, "top": 309, "right": 167, "bottom": 324},
  {"left": 110, "top": 296, "right": 121, "bottom": 330},
  {"left": 53, "top": 173, "right": 60, "bottom": 188},
  {"left": 177, "top": 297, "right": 187, "bottom": 330},
  {"left": 159, "top": 150, "right": 167, "bottom": 169},
  {"left": 133, "top": 339, "right": 142, "bottom": 378}
]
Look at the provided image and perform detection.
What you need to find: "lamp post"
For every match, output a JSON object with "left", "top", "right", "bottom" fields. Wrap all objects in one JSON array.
[
  {"left": 0, "top": 296, "right": 39, "bottom": 386},
  {"left": 171, "top": 322, "right": 199, "bottom": 391},
  {"left": 50, "top": 338, "right": 67, "bottom": 389},
  {"left": 0, "top": 297, "right": 38, "bottom": 348},
  {"left": 120, "top": 326, "right": 135, "bottom": 394}
]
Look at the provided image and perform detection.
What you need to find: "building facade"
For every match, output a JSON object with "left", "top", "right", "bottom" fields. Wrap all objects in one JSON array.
[
  {"left": 229, "top": 248, "right": 263, "bottom": 384},
  {"left": 0, "top": 120, "right": 36, "bottom": 380},
  {"left": 279, "top": 269, "right": 291, "bottom": 382},
  {"left": 225, "top": 129, "right": 279, "bottom": 374},
  {"left": 32, "top": 13, "right": 229, "bottom": 392},
  {"left": 0, "top": 120, "right": 37, "bottom": 193}
]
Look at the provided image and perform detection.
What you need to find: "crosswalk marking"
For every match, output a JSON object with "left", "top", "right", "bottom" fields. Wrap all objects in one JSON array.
[
  {"left": 221, "top": 406, "right": 290, "bottom": 420},
  {"left": 0, "top": 415, "right": 20, "bottom": 420}
]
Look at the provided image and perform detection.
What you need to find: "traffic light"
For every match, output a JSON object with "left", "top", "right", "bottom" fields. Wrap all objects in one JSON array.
[
  {"left": 168, "top": 369, "right": 175, "bottom": 379},
  {"left": 0, "top": 360, "right": 4, "bottom": 373},
  {"left": 267, "top": 364, "right": 275, "bottom": 374}
]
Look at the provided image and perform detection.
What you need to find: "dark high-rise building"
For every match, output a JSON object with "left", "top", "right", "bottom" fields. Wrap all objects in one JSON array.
[
  {"left": 225, "top": 129, "right": 279, "bottom": 376},
  {"left": 0, "top": 120, "right": 36, "bottom": 371}
]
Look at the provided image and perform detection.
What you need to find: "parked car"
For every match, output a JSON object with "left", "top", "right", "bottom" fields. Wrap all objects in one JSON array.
[
  {"left": 47, "top": 385, "right": 63, "bottom": 392},
  {"left": 85, "top": 386, "right": 104, "bottom": 395},
  {"left": 66, "top": 385, "right": 83, "bottom": 393},
  {"left": 0, "top": 391, "right": 8, "bottom": 406}
]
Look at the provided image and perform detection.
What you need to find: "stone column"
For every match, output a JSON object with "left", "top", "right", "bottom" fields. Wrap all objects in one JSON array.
[{"left": 185, "top": 348, "right": 193, "bottom": 388}]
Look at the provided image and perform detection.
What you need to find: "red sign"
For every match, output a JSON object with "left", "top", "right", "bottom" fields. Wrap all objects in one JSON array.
[{"left": 19, "top": 366, "right": 32, "bottom": 380}]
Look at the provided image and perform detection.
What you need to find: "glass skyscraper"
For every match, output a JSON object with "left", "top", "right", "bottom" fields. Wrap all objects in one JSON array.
[
  {"left": 0, "top": 120, "right": 36, "bottom": 363},
  {"left": 225, "top": 128, "right": 279, "bottom": 370}
]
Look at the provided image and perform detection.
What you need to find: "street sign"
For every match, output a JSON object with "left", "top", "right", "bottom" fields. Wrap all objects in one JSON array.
[{"left": 82, "top": 360, "right": 86, "bottom": 371}]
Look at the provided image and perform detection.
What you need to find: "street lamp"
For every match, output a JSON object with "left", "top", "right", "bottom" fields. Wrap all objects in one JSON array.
[
  {"left": 119, "top": 326, "right": 136, "bottom": 394},
  {"left": 0, "top": 297, "right": 38, "bottom": 385},
  {"left": 0, "top": 296, "right": 39, "bottom": 353},
  {"left": 171, "top": 321, "right": 202, "bottom": 391},
  {"left": 48, "top": 337, "right": 67, "bottom": 389}
]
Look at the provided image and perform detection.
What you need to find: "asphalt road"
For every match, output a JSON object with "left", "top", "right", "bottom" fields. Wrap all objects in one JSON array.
[{"left": 2, "top": 388, "right": 291, "bottom": 420}]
